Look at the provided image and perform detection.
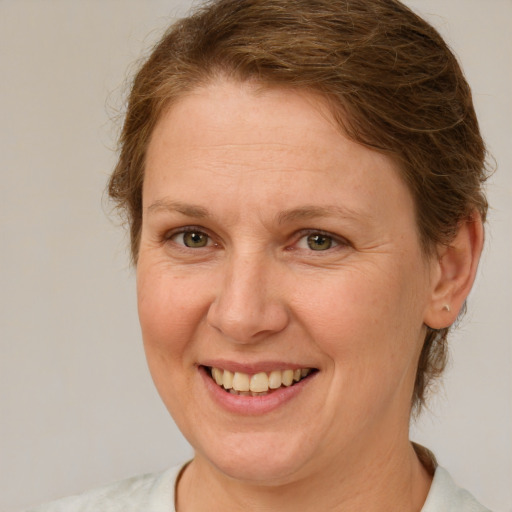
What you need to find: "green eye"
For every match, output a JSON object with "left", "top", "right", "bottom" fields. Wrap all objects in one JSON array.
[
  {"left": 306, "top": 233, "right": 333, "bottom": 251},
  {"left": 182, "top": 231, "right": 209, "bottom": 248}
]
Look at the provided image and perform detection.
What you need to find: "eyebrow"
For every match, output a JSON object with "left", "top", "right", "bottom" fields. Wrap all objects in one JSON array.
[
  {"left": 276, "top": 205, "right": 366, "bottom": 225},
  {"left": 146, "top": 199, "right": 210, "bottom": 218},
  {"left": 146, "top": 199, "right": 367, "bottom": 225}
]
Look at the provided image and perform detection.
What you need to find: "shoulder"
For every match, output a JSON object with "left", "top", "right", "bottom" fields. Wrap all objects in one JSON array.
[
  {"left": 25, "top": 466, "right": 182, "bottom": 512},
  {"left": 422, "top": 466, "right": 492, "bottom": 512}
]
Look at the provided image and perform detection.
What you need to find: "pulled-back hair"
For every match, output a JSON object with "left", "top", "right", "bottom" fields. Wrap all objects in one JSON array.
[{"left": 108, "top": 0, "right": 489, "bottom": 412}]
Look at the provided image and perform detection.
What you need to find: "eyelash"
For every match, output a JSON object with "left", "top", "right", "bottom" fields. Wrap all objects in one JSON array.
[
  {"left": 165, "top": 226, "right": 217, "bottom": 249},
  {"left": 164, "top": 227, "right": 349, "bottom": 253},
  {"left": 292, "top": 229, "right": 349, "bottom": 253}
]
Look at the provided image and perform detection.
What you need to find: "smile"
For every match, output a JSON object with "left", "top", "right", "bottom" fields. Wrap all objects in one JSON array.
[{"left": 207, "top": 366, "right": 315, "bottom": 396}]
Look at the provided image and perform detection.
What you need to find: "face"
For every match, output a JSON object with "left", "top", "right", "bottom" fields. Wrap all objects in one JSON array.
[{"left": 137, "top": 79, "right": 436, "bottom": 484}]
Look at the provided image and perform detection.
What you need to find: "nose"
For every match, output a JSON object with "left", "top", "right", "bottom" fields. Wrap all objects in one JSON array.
[{"left": 206, "top": 252, "right": 290, "bottom": 344}]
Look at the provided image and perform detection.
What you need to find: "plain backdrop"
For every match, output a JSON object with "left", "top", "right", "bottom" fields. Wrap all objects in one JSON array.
[{"left": 1, "top": 1, "right": 510, "bottom": 511}]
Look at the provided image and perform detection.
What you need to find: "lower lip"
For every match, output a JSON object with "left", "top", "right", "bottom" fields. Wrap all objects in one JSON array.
[{"left": 199, "top": 366, "right": 315, "bottom": 415}]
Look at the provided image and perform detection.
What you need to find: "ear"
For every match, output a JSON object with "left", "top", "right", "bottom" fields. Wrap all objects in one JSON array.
[{"left": 424, "top": 213, "right": 484, "bottom": 329}]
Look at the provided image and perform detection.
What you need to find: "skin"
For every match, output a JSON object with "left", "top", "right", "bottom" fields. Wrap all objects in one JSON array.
[{"left": 136, "top": 79, "right": 482, "bottom": 511}]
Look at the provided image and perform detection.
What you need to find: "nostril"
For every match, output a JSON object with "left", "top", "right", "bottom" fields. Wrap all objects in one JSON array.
[
  {"left": 206, "top": 298, "right": 290, "bottom": 344},
  {"left": 205, "top": 267, "right": 290, "bottom": 344}
]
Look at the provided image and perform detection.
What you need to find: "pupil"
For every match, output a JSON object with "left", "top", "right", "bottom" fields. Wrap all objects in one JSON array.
[
  {"left": 308, "top": 234, "right": 331, "bottom": 251},
  {"left": 185, "top": 232, "right": 206, "bottom": 247}
]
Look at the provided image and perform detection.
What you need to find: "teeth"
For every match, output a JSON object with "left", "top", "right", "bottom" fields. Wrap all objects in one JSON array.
[
  {"left": 222, "top": 370, "right": 234, "bottom": 390},
  {"left": 268, "top": 370, "right": 282, "bottom": 390},
  {"left": 212, "top": 367, "right": 223, "bottom": 386},
  {"left": 250, "top": 372, "right": 269, "bottom": 392},
  {"left": 210, "top": 366, "right": 313, "bottom": 393},
  {"left": 233, "top": 372, "right": 250, "bottom": 392},
  {"left": 282, "top": 369, "right": 294, "bottom": 387}
]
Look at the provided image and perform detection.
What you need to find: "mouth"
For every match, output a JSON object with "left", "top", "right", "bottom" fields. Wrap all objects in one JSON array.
[{"left": 204, "top": 366, "right": 317, "bottom": 396}]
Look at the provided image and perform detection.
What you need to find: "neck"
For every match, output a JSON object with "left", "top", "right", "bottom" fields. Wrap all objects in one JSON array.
[{"left": 176, "top": 435, "right": 432, "bottom": 512}]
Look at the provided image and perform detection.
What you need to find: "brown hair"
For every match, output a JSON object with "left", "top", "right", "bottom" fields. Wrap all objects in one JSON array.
[{"left": 108, "top": 0, "right": 490, "bottom": 412}]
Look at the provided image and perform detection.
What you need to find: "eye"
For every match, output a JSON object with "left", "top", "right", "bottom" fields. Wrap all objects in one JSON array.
[
  {"left": 296, "top": 232, "right": 339, "bottom": 251},
  {"left": 171, "top": 229, "right": 211, "bottom": 248}
]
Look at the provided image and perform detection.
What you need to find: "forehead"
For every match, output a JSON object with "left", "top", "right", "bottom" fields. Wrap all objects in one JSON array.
[
  {"left": 148, "top": 80, "right": 341, "bottom": 157},
  {"left": 143, "top": 79, "right": 413, "bottom": 227}
]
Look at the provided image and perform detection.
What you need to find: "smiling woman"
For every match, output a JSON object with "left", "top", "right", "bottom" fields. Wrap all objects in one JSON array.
[
  {"left": 137, "top": 81, "right": 443, "bottom": 495},
  {"left": 24, "top": 0, "right": 498, "bottom": 511}
]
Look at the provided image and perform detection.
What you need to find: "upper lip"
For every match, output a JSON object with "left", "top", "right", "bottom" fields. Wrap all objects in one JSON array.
[{"left": 200, "top": 359, "right": 317, "bottom": 374}]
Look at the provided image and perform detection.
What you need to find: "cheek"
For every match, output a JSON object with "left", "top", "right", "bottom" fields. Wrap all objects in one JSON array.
[
  {"left": 297, "top": 263, "right": 425, "bottom": 377},
  {"left": 136, "top": 264, "right": 211, "bottom": 422},
  {"left": 300, "top": 270, "right": 424, "bottom": 433},
  {"left": 137, "top": 264, "right": 211, "bottom": 361}
]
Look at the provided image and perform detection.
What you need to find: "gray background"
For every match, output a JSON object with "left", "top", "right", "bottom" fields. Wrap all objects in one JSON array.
[{"left": 1, "top": 1, "right": 510, "bottom": 511}]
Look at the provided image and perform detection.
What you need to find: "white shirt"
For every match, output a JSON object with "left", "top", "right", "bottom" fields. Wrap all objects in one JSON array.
[{"left": 26, "top": 464, "right": 491, "bottom": 512}]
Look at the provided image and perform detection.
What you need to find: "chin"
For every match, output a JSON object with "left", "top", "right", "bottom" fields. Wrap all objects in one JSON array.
[{"left": 193, "top": 429, "right": 315, "bottom": 485}]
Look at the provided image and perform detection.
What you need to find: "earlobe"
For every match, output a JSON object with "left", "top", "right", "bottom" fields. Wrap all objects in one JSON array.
[{"left": 424, "top": 213, "right": 484, "bottom": 330}]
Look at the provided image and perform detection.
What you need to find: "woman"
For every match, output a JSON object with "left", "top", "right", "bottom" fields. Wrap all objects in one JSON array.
[{"left": 30, "top": 0, "right": 492, "bottom": 510}]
